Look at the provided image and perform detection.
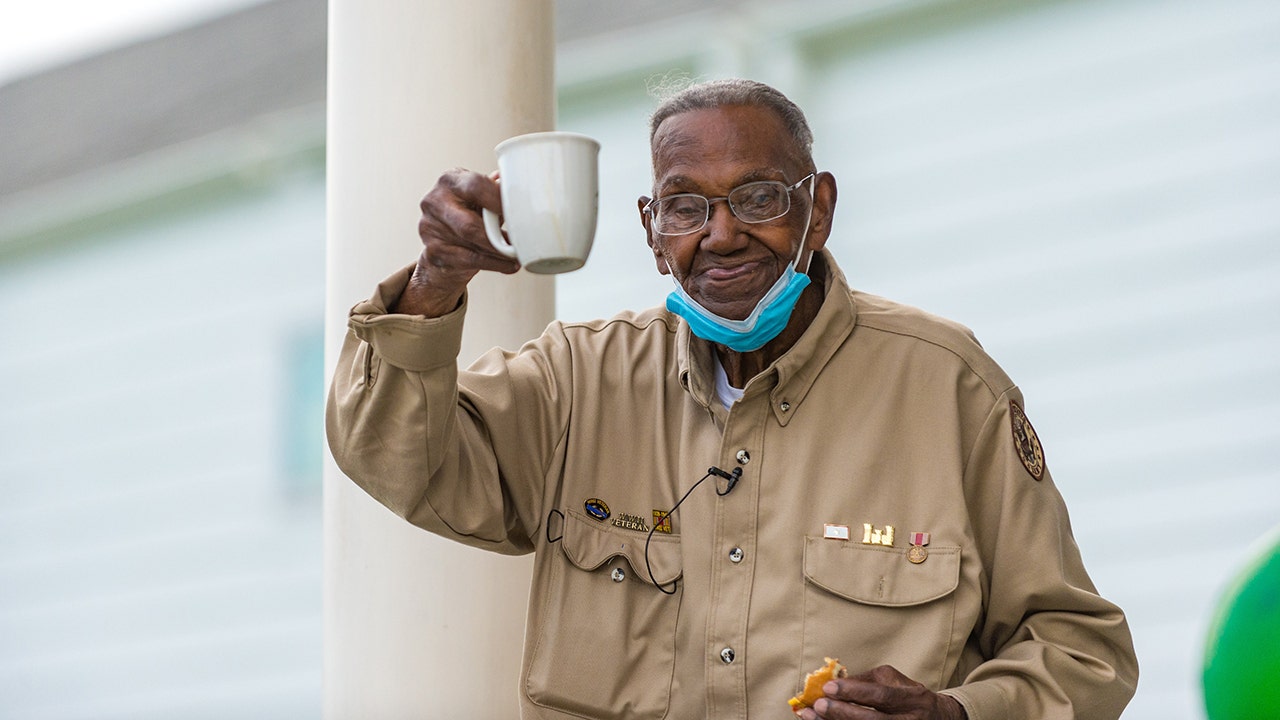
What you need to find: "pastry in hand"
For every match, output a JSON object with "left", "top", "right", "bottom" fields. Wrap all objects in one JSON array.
[{"left": 788, "top": 657, "right": 848, "bottom": 715}]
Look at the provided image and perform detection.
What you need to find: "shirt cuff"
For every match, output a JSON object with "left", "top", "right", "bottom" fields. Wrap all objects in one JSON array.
[
  {"left": 938, "top": 681, "right": 1011, "bottom": 720},
  {"left": 346, "top": 263, "right": 466, "bottom": 372}
]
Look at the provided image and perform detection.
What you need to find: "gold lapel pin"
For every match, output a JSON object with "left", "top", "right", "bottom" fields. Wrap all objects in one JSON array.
[{"left": 862, "top": 523, "right": 895, "bottom": 547}]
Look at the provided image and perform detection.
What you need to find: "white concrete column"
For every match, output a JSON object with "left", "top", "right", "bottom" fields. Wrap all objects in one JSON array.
[{"left": 323, "top": 1, "right": 554, "bottom": 717}]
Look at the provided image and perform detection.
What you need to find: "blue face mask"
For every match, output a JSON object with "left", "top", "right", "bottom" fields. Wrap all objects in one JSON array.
[
  {"left": 664, "top": 190, "right": 815, "bottom": 353},
  {"left": 666, "top": 264, "right": 811, "bottom": 352}
]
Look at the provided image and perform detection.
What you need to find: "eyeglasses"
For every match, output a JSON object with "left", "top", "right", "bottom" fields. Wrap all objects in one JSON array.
[{"left": 644, "top": 173, "right": 815, "bottom": 236}]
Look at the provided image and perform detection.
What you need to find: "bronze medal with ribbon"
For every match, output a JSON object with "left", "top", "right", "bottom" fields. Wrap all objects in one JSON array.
[{"left": 907, "top": 531, "right": 931, "bottom": 564}]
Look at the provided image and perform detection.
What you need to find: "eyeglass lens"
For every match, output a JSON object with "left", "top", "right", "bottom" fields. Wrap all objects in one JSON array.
[{"left": 653, "top": 181, "right": 792, "bottom": 234}]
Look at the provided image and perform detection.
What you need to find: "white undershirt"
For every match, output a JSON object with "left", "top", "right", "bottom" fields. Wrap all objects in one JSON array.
[{"left": 713, "top": 357, "right": 745, "bottom": 410}]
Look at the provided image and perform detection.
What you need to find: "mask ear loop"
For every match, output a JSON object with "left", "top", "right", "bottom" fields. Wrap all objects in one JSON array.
[
  {"left": 645, "top": 467, "right": 739, "bottom": 595},
  {"left": 793, "top": 173, "right": 817, "bottom": 276}
]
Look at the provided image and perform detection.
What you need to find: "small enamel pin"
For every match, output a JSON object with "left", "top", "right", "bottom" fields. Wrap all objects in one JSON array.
[
  {"left": 652, "top": 509, "right": 673, "bottom": 534},
  {"left": 823, "top": 524, "right": 851, "bottom": 540},
  {"left": 907, "top": 532, "right": 931, "bottom": 564},
  {"left": 584, "top": 498, "right": 610, "bottom": 521}
]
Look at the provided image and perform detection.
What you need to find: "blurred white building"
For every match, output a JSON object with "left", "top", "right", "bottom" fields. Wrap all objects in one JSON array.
[
  {"left": 2, "top": 0, "right": 1277, "bottom": 718},
  {"left": 0, "top": 0, "right": 327, "bottom": 717}
]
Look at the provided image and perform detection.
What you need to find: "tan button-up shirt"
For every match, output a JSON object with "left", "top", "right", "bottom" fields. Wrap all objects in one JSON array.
[{"left": 327, "top": 251, "right": 1138, "bottom": 719}]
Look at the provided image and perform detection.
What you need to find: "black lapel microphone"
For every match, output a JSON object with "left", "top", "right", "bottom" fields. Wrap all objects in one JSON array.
[{"left": 708, "top": 466, "right": 743, "bottom": 496}]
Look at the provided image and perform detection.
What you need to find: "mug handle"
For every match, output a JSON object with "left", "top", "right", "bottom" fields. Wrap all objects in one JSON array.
[{"left": 482, "top": 208, "right": 518, "bottom": 259}]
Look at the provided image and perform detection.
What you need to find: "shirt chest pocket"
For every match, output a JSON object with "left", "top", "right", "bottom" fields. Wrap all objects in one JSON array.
[
  {"left": 800, "top": 537, "right": 960, "bottom": 690},
  {"left": 527, "top": 511, "right": 683, "bottom": 719}
]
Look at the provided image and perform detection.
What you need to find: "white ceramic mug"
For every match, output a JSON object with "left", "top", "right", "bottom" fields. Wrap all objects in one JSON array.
[{"left": 482, "top": 131, "right": 600, "bottom": 274}]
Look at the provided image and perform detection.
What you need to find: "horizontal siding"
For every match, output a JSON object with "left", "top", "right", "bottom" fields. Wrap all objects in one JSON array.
[
  {"left": 556, "top": 80, "right": 677, "bottom": 321},
  {"left": 0, "top": 174, "right": 325, "bottom": 719}
]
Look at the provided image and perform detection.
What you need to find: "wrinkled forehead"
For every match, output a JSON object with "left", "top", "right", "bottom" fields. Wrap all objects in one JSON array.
[{"left": 649, "top": 105, "right": 805, "bottom": 189}]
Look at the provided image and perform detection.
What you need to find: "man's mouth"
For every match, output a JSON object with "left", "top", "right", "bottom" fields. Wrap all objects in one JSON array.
[{"left": 698, "top": 260, "right": 763, "bottom": 284}]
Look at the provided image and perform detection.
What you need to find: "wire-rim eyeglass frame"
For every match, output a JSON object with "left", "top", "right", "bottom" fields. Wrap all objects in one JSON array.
[{"left": 643, "top": 173, "right": 815, "bottom": 236}]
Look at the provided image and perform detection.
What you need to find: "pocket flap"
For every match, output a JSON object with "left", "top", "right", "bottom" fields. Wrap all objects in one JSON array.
[
  {"left": 561, "top": 511, "right": 683, "bottom": 586},
  {"left": 803, "top": 537, "right": 959, "bottom": 607}
]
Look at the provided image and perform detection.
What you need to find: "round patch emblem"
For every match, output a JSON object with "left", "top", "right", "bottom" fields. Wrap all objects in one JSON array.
[
  {"left": 1009, "top": 401, "right": 1045, "bottom": 481},
  {"left": 584, "top": 498, "right": 610, "bottom": 521}
]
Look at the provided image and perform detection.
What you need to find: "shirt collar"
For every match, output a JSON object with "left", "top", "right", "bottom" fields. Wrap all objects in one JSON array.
[{"left": 676, "top": 248, "right": 859, "bottom": 425}]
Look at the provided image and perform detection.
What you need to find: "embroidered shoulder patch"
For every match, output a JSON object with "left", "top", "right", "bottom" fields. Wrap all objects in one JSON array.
[{"left": 1009, "top": 401, "right": 1045, "bottom": 481}]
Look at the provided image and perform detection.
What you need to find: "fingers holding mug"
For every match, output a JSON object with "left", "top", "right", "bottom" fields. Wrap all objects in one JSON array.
[
  {"left": 395, "top": 132, "right": 600, "bottom": 317},
  {"left": 394, "top": 169, "right": 520, "bottom": 317},
  {"left": 418, "top": 169, "right": 521, "bottom": 273}
]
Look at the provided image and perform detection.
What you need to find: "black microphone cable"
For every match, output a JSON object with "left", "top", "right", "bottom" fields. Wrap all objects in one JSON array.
[{"left": 645, "top": 465, "right": 742, "bottom": 595}]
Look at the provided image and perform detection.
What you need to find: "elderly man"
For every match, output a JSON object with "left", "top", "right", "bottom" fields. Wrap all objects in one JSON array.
[{"left": 327, "top": 79, "right": 1138, "bottom": 719}]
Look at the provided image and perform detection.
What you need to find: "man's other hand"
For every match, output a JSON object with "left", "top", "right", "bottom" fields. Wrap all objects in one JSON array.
[{"left": 796, "top": 664, "right": 967, "bottom": 720}]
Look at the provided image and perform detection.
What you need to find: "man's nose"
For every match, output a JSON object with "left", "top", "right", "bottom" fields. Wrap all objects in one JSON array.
[{"left": 703, "top": 198, "right": 744, "bottom": 248}]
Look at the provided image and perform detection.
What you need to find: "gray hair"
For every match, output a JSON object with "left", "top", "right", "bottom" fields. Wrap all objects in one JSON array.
[{"left": 647, "top": 77, "right": 815, "bottom": 168}]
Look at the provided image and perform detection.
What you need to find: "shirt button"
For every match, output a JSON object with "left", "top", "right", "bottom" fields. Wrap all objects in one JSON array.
[
  {"left": 729, "top": 547, "right": 744, "bottom": 563},
  {"left": 720, "top": 647, "right": 735, "bottom": 664},
  {"left": 611, "top": 567, "right": 625, "bottom": 582},
  {"left": 736, "top": 449, "right": 750, "bottom": 465},
  {"left": 780, "top": 401, "right": 792, "bottom": 412}
]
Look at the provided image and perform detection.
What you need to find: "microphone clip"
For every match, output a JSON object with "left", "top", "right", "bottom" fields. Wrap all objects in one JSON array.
[{"left": 709, "top": 466, "right": 743, "bottom": 496}]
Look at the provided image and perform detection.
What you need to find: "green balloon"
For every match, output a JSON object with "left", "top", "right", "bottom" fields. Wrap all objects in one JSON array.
[{"left": 1203, "top": 528, "right": 1280, "bottom": 719}]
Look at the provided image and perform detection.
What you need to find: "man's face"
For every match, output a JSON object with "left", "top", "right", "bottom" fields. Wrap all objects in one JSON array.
[{"left": 639, "top": 105, "right": 822, "bottom": 321}]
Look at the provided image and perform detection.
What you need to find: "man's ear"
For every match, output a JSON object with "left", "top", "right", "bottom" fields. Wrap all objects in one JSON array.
[
  {"left": 638, "top": 196, "right": 671, "bottom": 275},
  {"left": 806, "top": 172, "right": 838, "bottom": 253}
]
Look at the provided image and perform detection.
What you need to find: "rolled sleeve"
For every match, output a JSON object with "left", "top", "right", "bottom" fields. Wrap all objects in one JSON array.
[{"left": 346, "top": 263, "right": 466, "bottom": 373}]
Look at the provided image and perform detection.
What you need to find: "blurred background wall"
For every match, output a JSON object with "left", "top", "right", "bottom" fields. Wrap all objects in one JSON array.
[{"left": 1, "top": 0, "right": 1277, "bottom": 717}]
